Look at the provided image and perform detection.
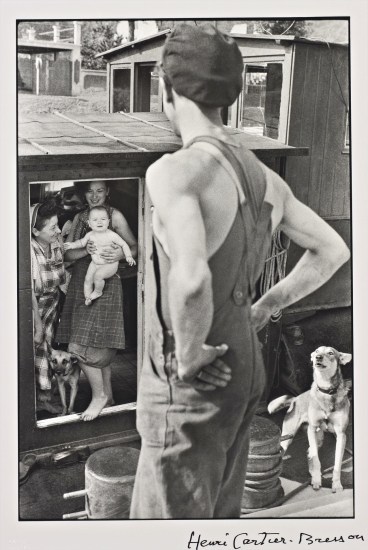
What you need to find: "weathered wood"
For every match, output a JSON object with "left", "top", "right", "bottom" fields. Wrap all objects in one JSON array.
[
  {"left": 319, "top": 46, "right": 349, "bottom": 218},
  {"left": 18, "top": 112, "right": 308, "bottom": 159},
  {"left": 54, "top": 111, "right": 149, "bottom": 152},
  {"left": 307, "top": 46, "right": 333, "bottom": 214},
  {"left": 119, "top": 111, "right": 175, "bottom": 133}
]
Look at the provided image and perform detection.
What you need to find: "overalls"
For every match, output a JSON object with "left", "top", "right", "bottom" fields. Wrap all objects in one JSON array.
[{"left": 130, "top": 136, "right": 273, "bottom": 518}]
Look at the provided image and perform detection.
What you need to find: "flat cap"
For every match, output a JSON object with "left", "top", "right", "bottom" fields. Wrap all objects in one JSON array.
[{"left": 162, "top": 23, "right": 244, "bottom": 107}]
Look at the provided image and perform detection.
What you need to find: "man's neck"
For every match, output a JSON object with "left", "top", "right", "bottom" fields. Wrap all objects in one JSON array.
[{"left": 174, "top": 100, "right": 227, "bottom": 146}]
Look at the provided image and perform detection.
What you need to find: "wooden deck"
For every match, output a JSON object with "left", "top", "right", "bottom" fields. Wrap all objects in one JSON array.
[{"left": 18, "top": 111, "right": 309, "bottom": 159}]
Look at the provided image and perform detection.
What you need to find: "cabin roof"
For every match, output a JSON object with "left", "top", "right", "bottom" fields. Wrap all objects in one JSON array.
[
  {"left": 95, "top": 30, "right": 171, "bottom": 59},
  {"left": 18, "top": 111, "right": 308, "bottom": 159},
  {"left": 17, "top": 38, "right": 79, "bottom": 55},
  {"left": 97, "top": 29, "right": 347, "bottom": 59}
]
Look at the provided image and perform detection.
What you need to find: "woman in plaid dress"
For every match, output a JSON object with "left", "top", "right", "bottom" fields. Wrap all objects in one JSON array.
[
  {"left": 57, "top": 181, "right": 137, "bottom": 421},
  {"left": 31, "top": 200, "right": 66, "bottom": 414}
]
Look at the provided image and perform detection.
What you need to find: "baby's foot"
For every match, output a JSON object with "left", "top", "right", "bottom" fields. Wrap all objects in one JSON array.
[
  {"left": 81, "top": 395, "right": 108, "bottom": 421},
  {"left": 85, "top": 297, "right": 92, "bottom": 306},
  {"left": 88, "top": 291, "right": 103, "bottom": 302}
]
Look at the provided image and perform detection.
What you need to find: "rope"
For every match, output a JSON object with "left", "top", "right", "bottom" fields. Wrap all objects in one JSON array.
[{"left": 259, "top": 230, "right": 289, "bottom": 321}]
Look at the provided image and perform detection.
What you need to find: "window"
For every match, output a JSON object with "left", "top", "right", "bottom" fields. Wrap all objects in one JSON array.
[{"left": 240, "top": 62, "right": 283, "bottom": 140}]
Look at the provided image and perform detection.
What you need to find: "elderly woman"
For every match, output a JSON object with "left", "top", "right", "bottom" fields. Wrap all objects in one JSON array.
[
  {"left": 57, "top": 180, "right": 137, "bottom": 421},
  {"left": 31, "top": 199, "right": 66, "bottom": 414}
]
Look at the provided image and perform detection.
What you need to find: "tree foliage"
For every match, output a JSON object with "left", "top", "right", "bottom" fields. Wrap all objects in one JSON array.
[
  {"left": 81, "top": 21, "right": 123, "bottom": 69},
  {"left": 156, "top": 19, "right": 308, "bottom": 37},
  {"left": 251, "top": 20, "right": 307, "bottom": 37}
]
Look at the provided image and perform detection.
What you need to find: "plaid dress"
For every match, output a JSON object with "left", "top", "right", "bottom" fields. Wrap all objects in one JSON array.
[
  {"left": 56, "top": 207, "right": 125, "bottom": 350},
  {"left": 32, "top": 237, "right": 66, "bottom": 390}
]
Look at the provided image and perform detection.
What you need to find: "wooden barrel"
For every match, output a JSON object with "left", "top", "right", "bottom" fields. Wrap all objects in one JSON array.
[
  {"left": 85, "top": 446, "right": 140, "bottom": 519},
  {"left": 242, "top": 416, "right": 284, "bottom": 512}
]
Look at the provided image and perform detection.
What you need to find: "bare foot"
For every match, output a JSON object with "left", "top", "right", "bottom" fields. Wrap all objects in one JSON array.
[
  {"left": 81, "top": 395, "right": 108, "bottom": 421},
  {"left": 88, "top": 291, "right": 103, "bottom": 302},
  {"left": 106, "top": 397, "right": 115, "bottom": 407},
  {"left": 85, "top": 297, "right": 92, "bottom": 306}
]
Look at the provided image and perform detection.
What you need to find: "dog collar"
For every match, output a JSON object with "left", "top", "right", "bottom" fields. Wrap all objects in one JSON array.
[{"left": 317, "top": 385, "right": 338, "bottom": 395}]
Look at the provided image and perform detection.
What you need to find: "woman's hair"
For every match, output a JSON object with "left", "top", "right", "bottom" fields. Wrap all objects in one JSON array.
[
  {"left": 34, "top": 199, "right": 60, "bottom": 231},
  {"left": 73, "top": 180, "right": 110, "bottom": 203}
]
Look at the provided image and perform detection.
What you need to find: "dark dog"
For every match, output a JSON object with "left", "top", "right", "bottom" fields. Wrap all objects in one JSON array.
[
  {"left": 48, "top": 349, "right": 81, "bottom": 415},
  {"left": 268, "top": 346, "right": 352, "bottom": 492}
]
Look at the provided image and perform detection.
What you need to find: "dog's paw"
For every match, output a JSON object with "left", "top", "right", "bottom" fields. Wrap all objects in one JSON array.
[
  {"left": 311, "top": 475, "right": 322, "bottom": 490},
  {"left": 332, "top": 481, "right": 343, "bottom": 493}
]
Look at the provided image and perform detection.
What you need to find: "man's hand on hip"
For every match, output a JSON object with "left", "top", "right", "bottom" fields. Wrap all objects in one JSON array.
[{"left": 177, "top": 343, "right": 231, "bottom": 391}]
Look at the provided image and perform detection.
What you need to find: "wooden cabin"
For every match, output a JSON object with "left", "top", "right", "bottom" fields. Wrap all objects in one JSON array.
[
  {"left": 18, "top": 111, "right": 307, "bottom": 457},
  {"left": 98, "top": 31, "right": 351, "bottom": 311}
]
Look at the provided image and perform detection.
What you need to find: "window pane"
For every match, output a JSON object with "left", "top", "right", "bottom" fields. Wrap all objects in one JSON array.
[{"left": 240, "top": 63, "right": 283, "bottom": 140}]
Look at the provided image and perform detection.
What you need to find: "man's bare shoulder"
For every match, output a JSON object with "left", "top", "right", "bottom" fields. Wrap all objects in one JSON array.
[{"left": 147, "top": 149, "right": 210, "bottom": 195}]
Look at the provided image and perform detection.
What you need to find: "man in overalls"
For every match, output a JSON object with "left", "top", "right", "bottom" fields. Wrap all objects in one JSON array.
[{"left": 130, "top": 23, "right": 350, "bottom": 519}]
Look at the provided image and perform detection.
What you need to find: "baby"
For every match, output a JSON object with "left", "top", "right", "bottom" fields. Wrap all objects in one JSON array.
[{"left": 64, "top": 205, "right": 136, "bottom": 305}]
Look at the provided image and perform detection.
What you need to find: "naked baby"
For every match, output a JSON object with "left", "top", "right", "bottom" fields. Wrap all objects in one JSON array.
[{"left": 64, "top": 205, "right": 136, "bottom": 305}]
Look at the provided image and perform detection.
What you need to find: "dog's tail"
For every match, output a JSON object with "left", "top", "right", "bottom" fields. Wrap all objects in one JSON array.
[{"left": 268, "top": 395, "right": 295, "bottom": 415}]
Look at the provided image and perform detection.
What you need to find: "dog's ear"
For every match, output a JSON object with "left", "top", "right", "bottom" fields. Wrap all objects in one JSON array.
[
  {"left": 339, "top": 352, "right": 352, "bottom": 365},
  {"left": 46, "top": 341, "right": 54, "bottom": 358}
]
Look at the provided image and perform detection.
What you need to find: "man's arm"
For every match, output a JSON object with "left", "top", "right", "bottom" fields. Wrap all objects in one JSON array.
[
  {"left": 252, "top": 176, "right": 350, "bottom": 330},
  {"left": 147, "top": 159, "right": 229, "bottom": 385}
]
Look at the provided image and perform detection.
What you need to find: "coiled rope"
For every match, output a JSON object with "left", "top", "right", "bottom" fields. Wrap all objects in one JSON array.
[{"left": 259, "top": 230, "right": 289, "bottom": 322}]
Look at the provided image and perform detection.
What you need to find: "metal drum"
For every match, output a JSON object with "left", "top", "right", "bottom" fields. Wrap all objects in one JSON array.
[
  {"left": 242, "top": 416, "right": 284, "bottom": 512},
  {"left": 84, "top": 446, "right": 140, "bottom": 519}
]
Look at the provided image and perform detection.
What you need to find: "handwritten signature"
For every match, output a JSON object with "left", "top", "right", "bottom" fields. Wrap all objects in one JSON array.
[{"left": 187, "top": 531, "right": 365, "bottom": 548}]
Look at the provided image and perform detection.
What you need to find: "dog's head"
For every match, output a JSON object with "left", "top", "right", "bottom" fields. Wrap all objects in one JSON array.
[
  {"left": 48, "top": 348, "right": 78, "bottom": 377},
  {"left": 311, "top": 346, "right": 352, "bottom": 376}
]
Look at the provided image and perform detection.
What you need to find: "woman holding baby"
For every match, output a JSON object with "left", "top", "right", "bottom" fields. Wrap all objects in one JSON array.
[{"left": 57, "top": 180, "right": 137, "bottom": 421}]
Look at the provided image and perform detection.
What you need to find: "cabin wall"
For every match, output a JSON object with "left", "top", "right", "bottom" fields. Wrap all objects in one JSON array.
[
  {"left": 285, "top": 42, "right": 350, "bottom": 311},
  {"left": 108, "top": 40, "right": 166, "bottom": 65}
]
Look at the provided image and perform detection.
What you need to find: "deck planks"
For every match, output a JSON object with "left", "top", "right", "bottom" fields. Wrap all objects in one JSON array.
[{"left": 18, "top": 111, "right": 308, "bottom": 158}]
